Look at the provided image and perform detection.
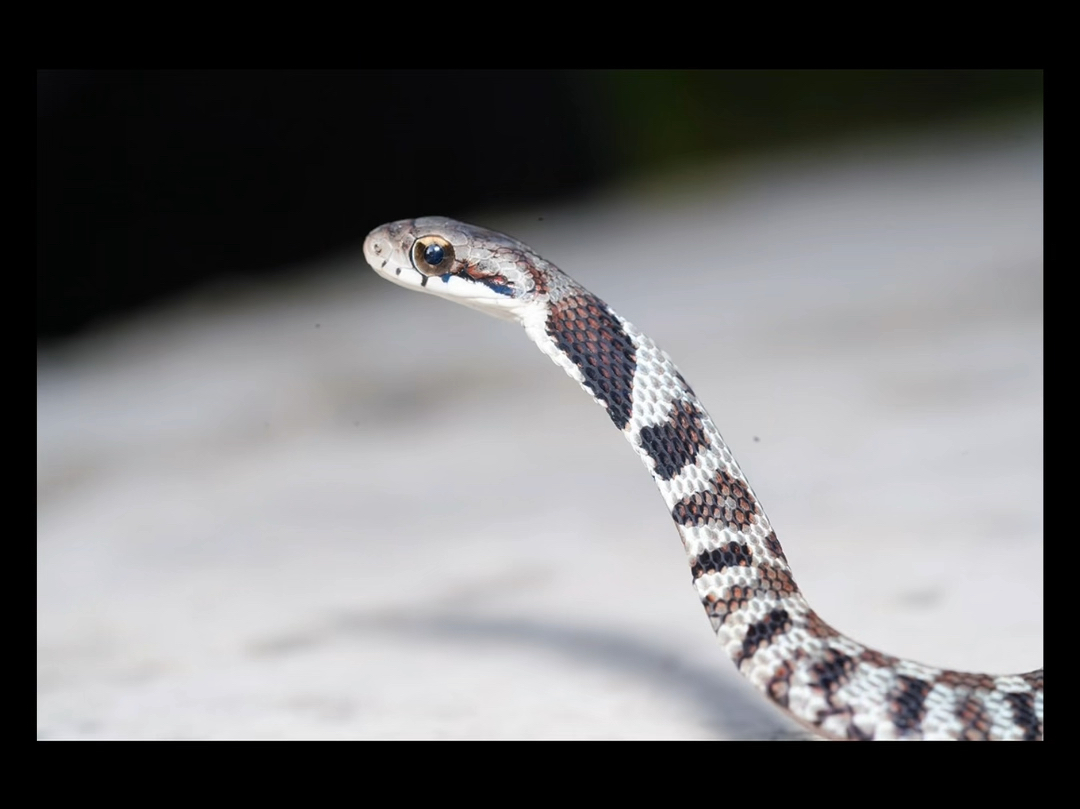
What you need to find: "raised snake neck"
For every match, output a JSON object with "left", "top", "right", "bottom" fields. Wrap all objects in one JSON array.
[{"left": 363, "top": 216, "right": 1043, "bottom": 740}]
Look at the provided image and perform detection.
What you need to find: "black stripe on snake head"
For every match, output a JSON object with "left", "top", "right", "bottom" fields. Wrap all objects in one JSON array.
[{"left": 460, "top": 262, "right": 513, "bottom": 296}]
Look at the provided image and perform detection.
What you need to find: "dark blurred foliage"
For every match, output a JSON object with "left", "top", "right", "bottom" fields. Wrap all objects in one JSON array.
[
  {"left": 594, "top": 70, "right": 1042, "bottom": 172},
  {"left": 37, "top": 70, "right": 602, "bottom": 341},
  {"left": 37, "top": 70, "right": 1041, "bottom": 342}
]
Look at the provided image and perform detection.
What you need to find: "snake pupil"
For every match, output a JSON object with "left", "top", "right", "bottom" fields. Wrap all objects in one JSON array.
[{"left": 424, "top": 243, "right": 445, "bottom": 267}]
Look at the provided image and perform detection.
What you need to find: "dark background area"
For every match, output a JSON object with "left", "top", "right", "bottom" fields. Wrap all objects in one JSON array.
[{"left": 37, "top": 69, "right": 1041, "bottom": 343}]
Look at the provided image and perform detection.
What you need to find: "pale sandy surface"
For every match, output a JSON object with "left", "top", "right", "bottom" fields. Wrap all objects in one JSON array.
[{"left": 37, "top": 124, "right": 1043, "bottom": 740}]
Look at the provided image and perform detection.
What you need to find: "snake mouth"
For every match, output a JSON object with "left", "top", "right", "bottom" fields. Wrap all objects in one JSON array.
[{"left": 397, "top": 265, "right": 524, "bottom": 321}]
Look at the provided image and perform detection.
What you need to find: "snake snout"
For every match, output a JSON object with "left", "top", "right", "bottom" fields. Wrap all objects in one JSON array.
[{"left": 363, "top": 226, "right": 394, "bottom": 273}]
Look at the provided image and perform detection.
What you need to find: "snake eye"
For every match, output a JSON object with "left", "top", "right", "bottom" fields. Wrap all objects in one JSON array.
[{"left": 412, "top": 235, "right": 455, "bottom": 276}]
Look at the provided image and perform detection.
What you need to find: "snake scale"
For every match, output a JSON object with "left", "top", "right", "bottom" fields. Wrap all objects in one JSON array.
[{"left": 363, "top": 216, "right": 1043, "bottom": 741}]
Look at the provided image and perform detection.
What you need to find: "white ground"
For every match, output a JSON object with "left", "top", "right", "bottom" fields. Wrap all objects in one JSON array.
[{"left": 38, "top": 122, "right": 1043, "bottom": 740}]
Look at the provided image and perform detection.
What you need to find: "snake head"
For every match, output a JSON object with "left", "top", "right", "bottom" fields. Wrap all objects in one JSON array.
[{"left": 364, "top": 217, "right": 556, "bottom": 322}]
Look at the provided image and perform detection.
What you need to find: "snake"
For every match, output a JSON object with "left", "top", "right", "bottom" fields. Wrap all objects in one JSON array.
[{"left": 362, "top": 216, "right": 1043, "bottom": 741}]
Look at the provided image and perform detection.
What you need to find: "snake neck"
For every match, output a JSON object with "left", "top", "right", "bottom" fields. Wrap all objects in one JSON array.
[{"left": 522, "top": 286, "right": 1042, "bottom": 741}]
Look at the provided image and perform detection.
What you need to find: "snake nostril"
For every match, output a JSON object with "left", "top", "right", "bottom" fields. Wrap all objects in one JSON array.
[{"left": 363, "top": 232, "right": 390, "bottom": 267}]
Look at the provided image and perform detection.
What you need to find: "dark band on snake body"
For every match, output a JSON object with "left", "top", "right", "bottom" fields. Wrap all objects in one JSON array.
[
  {"left": 671, "top": 468, "right": 761, "bottom": 531},
  {"left": 887, "top": 675, "right": 933, "bottom": 732},
  {"left": 689, "top": 541, "right": 753, "bottom": 580},
  {"left": 547, "top": 294, "right": 637, "bottom": 431},
  {"left": 955, "top": 696, "right": 993, "bottom": 740},
  {"left": 638, "top": 399, "right": 710, "bottom": 480},
  {"left": 737, "top": 608, "right": 792, "bottom": 666},
  {"left": 1005, "top": 692, "right": 1040, "bottom": 741}
]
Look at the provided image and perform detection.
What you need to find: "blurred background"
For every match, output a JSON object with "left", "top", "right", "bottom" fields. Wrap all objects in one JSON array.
[{"left": 38, "top": 70, "right": 1042, "bottom": 739}]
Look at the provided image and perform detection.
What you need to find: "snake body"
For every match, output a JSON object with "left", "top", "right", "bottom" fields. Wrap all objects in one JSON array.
[{"left": 363, "top": 216, "right": 1043, "bottom": 740}]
